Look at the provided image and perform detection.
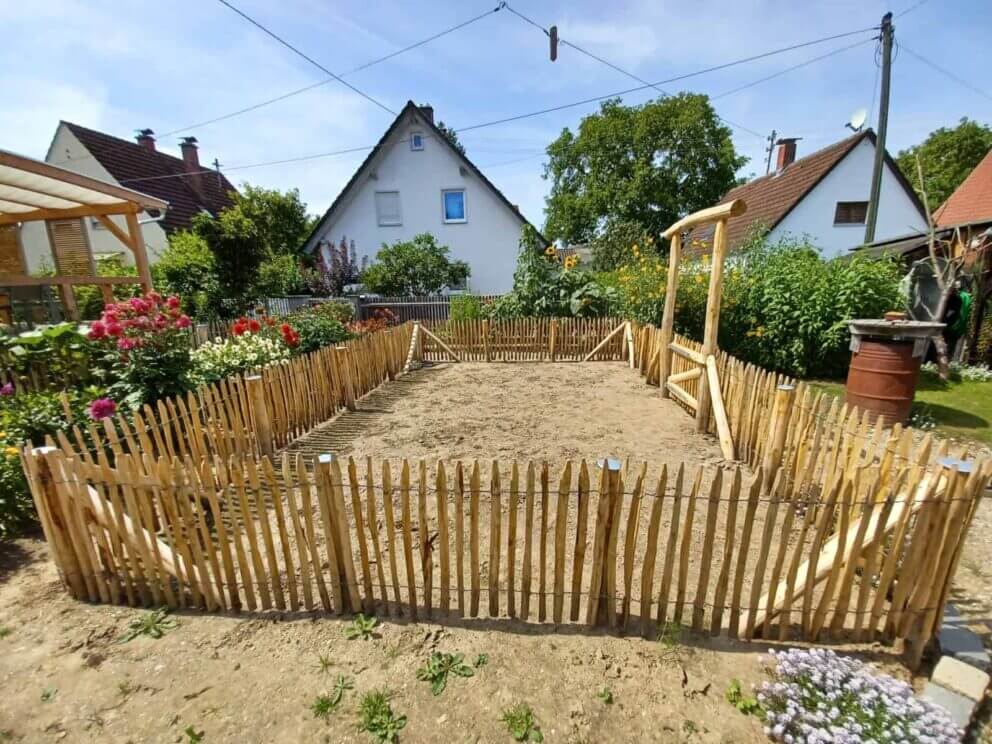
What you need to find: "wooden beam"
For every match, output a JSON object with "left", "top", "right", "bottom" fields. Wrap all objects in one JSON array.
[
  {"left": 662, "top": 198, "right": 747, "bottom": 239},
  {"left": 582, "top": 321, "right": 626, "bottom": 362},
  {"left": 658, "top": 232, "right": 682, "bottom": 396},
  {"left": 665, "top": 380, "right": 698, "bottom": 410},
  {"left": 706, "top": 355, "right": 735, "bottom": 461},
  {"left": 125, "top": 211, "right": 153, "bottom": 293},
  {"left": 624, "top": 321, "right": 635, "bottom": 369},
  {"left": 668, "top": 367, "right": 702, "bottom": 384},
  {"left": 0, "top": 274, "right": 142, "bottom": 287},
  {"left": 0, "top": 202, "right": 139, "bottom": 226},
  {"left": 696, "top": 218, "right": 729, "bottom": 433},
  {"left": 419, "top": 324, "right": 462, "bottom": 362},
  {"left": 95, "top": 214, "right": 133, "bottom": 248},
  {"left": 669, "top": 342, "right": 706, "bottom": 366}
]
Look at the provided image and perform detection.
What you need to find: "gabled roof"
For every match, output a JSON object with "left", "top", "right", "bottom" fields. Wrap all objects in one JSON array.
[
  {"left": 302, "top": 101, "right": 548, "bottom": 253},
  {"left": 686, "top": 130, "right": 926, "bottom": 250},
  {"left": 57, "top": 122, "right": 238, "bottom": 234},
  {"left": 934, "top": 148, "right": 992, "bottom": 227}
]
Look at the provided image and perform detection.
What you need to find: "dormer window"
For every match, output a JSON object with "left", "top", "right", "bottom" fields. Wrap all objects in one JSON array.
[{"left": 411, "top": 132, "right": 424, "bottom": 151}]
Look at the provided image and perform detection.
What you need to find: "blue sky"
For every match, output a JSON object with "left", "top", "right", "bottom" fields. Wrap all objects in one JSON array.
[{"left": 2, "top": 0, "right": 990, "bottom": 229}]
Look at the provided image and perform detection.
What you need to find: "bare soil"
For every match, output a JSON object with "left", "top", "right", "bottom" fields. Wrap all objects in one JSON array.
[{"left": 2, "top": 362, "right": 979, "bottom": 743}]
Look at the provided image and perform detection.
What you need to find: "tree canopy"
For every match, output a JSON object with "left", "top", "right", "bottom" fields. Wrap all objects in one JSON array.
[
  {"left": 896, "top": 118, "right": 992, "bottom": 207},
  {"left": 436, "top": 120, "right": 465, "bottom": 155},
  {"left": 542, "top": 94, "right": 746, "bottom": 246},
  {"left": 229, "top": 184, "right": 316, "bottom": 256},
  {"left": 362, "top": 233, "right": 469, "bottom": 295}
]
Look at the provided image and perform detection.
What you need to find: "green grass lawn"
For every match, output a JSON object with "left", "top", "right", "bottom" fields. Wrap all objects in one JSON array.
[{"left": 806, "top": 370, "right": 992, "bottom": 445}]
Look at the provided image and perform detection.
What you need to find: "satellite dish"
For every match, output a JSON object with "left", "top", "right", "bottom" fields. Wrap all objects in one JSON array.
[{"left": 846, "top": 107, "right": 868, "bottom": 132}]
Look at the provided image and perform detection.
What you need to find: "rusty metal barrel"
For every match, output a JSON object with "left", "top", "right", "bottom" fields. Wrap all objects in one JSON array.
[{"left": 845, "top": 319, "right": 944, "bottom": 428}]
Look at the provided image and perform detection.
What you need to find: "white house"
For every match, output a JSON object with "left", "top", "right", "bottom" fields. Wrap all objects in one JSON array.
[
  {"left": 302, "top": 101, "right": 546, "bottom": 294},
  {"left": 19, "top": 122, "right": 237, "bottom": 273},
  {"left": 687, "top": 131, "right": 928, "bottom": 258}
]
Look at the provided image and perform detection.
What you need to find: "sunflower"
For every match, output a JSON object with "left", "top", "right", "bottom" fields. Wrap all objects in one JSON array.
[{"left": 544, "top": 246, "right": 556, "bottom": 257}]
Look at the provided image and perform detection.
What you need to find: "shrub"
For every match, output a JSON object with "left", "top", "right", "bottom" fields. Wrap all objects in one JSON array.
[
  {"left": 87, "top": 292, "right": 195, "bottom": 407},
  {"left": 75, "top": 256, "right": 140, "bottom": 320},
  {"left": 154, "top": 231, "right": 222, "bottom": 318},
  {"left": 285, "top": 309, "right": 350, "bottom": 354},
  {"left": 310, "top": 300, "right": 355, "bottom": 324},
  {"left": 362, "top": 233, "right": 469, "bottom": 295},
  {"left": 191, "top": 332, "right": 290, "bottom": 384},
  {"left": 449, "top": 295, "right": 483, "bottom": 321},
  {"left": 1, "top": 323, "right": 95, "bottom": 389},
  {"left": 757, "top": 648, "right": 960, "bottom": 743},
  {"left": 346, "top": 308, "right": 399, "bottom": 335},
  {"left": 254, "top": 254, "right": 309, "bottom": 297},
  {"left": 589, "top": 219, "right": 658, "bottom": 271}
]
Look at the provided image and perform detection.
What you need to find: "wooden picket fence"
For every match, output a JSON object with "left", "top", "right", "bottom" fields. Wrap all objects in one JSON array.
[{"left": 20, "top": 315, "right": 992, "bottom": 664}]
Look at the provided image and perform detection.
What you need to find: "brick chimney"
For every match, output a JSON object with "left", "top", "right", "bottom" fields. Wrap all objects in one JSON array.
[
  {"left": 776, "top": 138, "right": 800, "bottom": 171},
  {"left": 135, "top": 128, "right": 156, "bottom": 152},
  {"left": 418, "top": 104, "right": 435, "bottom": 124},
  {"left": 179, "top": 136, "right": 203, "bottom": 195}
]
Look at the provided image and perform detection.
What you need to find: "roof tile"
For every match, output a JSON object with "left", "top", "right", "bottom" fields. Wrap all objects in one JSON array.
[{"left": 934, "top": 148, "right": 992, "bottom": 227}]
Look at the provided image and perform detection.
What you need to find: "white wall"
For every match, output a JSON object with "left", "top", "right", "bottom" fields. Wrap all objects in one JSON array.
[
  {"left": 19, "top": 124, "right": 169, "bottom": 273},
  {"left": 772, "top": 137, "right": 928, "bottom": 257},
  {"left": 313, "top": 110, "right": 529, "bottom": 294}
]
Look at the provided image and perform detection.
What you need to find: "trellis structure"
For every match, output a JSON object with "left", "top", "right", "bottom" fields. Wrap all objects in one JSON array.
[
  {"left": 655, "top": 199, "right": 748, "bottom": 460},
  {"left": 0, "top": 149, "right": 166, "bottom": 322}
]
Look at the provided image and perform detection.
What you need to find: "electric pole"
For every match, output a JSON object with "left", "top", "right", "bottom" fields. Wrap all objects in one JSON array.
[
  {"left": 864, "top": 12, "right": 893, "bottom": 245},
  {"left": 764, "top": 129, "right": 778, "bottom": 174}
]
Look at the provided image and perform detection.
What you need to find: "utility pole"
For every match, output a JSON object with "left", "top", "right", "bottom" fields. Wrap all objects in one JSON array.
[
  {"left": 764, "top": 129, "right": 778, "bottom": 175},
  {"left": 864, "top": 12, "right": 893, "bottom": 245}
]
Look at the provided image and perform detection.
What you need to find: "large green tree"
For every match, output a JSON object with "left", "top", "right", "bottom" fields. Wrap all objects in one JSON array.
[
  {"left": 896, "top": 118, "right": 992, "bottom": 207},
  {"left": 542, "top": 94, "right": 747, "bottom": 245},
  {"left": 230, "top": 184, "right": 316, "bottom": 256}
]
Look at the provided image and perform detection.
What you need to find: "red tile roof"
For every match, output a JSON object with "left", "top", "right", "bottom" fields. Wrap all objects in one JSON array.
[
  {"left": 61, "top": 122, "right": 238, "bottom": 234},
  {"left": 934, "top": 148, "right": 992, "bottom": 227}
]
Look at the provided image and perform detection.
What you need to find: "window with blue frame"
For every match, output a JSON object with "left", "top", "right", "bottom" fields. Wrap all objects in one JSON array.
[{"left": 442, "top": 189, "right": 466, "bottom": 223}]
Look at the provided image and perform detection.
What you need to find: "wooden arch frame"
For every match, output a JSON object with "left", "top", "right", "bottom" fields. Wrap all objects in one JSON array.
[{"left": 656, "top": 198, "right": 747, "bottom": 458}]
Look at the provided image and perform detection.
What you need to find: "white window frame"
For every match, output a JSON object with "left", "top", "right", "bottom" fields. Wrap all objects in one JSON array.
[
  {"left": 410, "top": 131, "right": 424, "bottom": 151},
  {"left": 441, "top": 188, "right": 467, "bottom": 224},
  {"left": 375, "top": 190, "right": 402, "bottom": 226}
]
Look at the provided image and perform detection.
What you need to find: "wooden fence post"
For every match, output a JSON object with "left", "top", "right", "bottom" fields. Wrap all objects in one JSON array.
[
  {"left": 26, "top": 447, "right": 84, "bottom": 597},
  {"left": 762, "top": 384, "right": 795, "bottom": 491},
  {"left": 549, "top": 318, "right": 558, "bottom": 362},
  {"left": 695, "top": 218, "right": 728, "bottom": 432},
  {"left": 318, "top": 454, "right": 361, "bottom": 614},
  {"left": 334, "top": 347, "right": 357, "bottom": 411},
  {"left": 482, "top": 319, "right": 491, "bottom": 362},
  {"left": 245, "top": 375, "right": 273, "bottom": 457},
  {"left": 658, "top": 232, "right": 682, "bottom": 396},
  {"left": 586, "top": 457, "right": 622, "bottom": 626}
]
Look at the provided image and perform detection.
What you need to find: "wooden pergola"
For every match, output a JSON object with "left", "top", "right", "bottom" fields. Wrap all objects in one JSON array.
[{"left": 0, "top": 149, "right": 167, "bottom": 321}]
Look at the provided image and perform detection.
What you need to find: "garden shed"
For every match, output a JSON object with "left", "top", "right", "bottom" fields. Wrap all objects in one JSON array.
[{"left": 0, "top": 149, "right": 167, "bottom": 323}]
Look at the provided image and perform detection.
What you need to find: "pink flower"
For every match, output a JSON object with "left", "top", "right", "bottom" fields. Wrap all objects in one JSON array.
[
  {"left": 176, "top": 315, "right": 191, "bottom": 329},
  {"left": 88, "top": 398, "right": 117, "bottom": 421},
  {"left": 0, "top": 382, "right": 14, "bottom": 396},
  {"left": 87, "top": 320, "right": 106, "bottom": 340},
  {"left": 166, "top": 295, "right": 180, "bottom": 309},
  {"left": 117, "top": 337, "right": 135, "bottom": 351},
  {"left": 106, "top": 321, "right": 123, "bottom": 337}
]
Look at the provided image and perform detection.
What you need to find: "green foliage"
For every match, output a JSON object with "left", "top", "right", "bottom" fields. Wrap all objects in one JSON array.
[
  {"left": 253, "top": 254, "right": 310, "bottom": 298},
  {"left": 310, "top": 300, "right": 355, "bottom": 325},
  {"left": 485, "top": 226, "right": 617, "bottom": 319},
  {"left": 191, "top": 208, "right": 268, "bottom": 314},
  {"left": 725, "top": 679, "right": 763, "bottom": 716},
  {"left": 597, "top": 687, "right": 614, "bottom": 705},
  {"left": 656, "top": 620, "right": 685, "bottom": 663},
  {"left": 500, "top": 703, "right": 543, "bottom": 742},
  {"left": 154, "top": 231, "right": 222, "bottom": 318},
  {"left": 357, "top": 689, "right": 406, "bottom": 744},
  {"left": 232, "top": 184, "right": 316, "bottom": 257},
  {"left": 318, "top": 654, "right": 333, "bottom": 674},
  {"left": 117, "top": 607, "right": 178, "bottom": 642},
  {"left": 1, "top": 323, "right": 95, "bottom": 389},
  {"left": 75, "top": 255, "right": 140, "bottom": 320},
  {"left": 435, "top": 119, "right": 465, "bottom": 155},
  {"left": 41, "top": 686, "right": 57, "bottom": 703},
  {"left": 311, "top": 676, "right": 352, "bottom": 720},
  {"left": 0, "top": 626, "right": 11, "bottom": 639},
  {"left": 191, "top": 333, "right": 290, "bottom": 385},
  {"left": 345, "top": 613, "right": 380, "bottom": 641},
  {"left": 474, "top": 653, "right": 489, "bottom": 668},
  {"left": 896, "top": 118, "right": 992, "bottom": 206},
  {"left": 284, "top": 309, "right": 350, "bottom": 354},
  {"left": 543, "top": 94, "right": 746, "bottom": 245},
  {"left": 416, "top": 652, "right": 475, "bottom": 696},
  {"left": 589, "top": 220, "right": 659, "bottom": 271},
  {"left": 184, "top": 726, "right": 205, "bottom": 743},
  {"left": 449, "top": 295, "right": 484, "bottom": 321},
  {"left": 362, "top": 234, "right": 470, "bottom": 295}
]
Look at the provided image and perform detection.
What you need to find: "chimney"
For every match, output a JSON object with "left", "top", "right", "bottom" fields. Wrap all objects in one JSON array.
[
  {"left": 179, "top": 136, "right": 203, "bottom": 195},
  {"left": 135, "top": 128, "right": 156, "bottom": 152},
  {"left": 776, "top": 137, "right": 800, "bottom": 171},
  {"left": 418, "top": 104, "right": 434, "bottom": 124}
]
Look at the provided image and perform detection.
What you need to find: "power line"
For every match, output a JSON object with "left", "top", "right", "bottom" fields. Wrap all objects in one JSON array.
[
  {"left": 118, "top": 25, "right": 882, "bottom": 185},
  {"left": 895, "top": 0, "right": 932, "bottom": 17},
  {"left": 502, "top": 3, "right": 765, "bottom": 139},
  {"left": 214, "top": 0, "right": 396, "bottom": 115},
  {"left": 898, "top": 43, "right": 992, "bottom": 103}
]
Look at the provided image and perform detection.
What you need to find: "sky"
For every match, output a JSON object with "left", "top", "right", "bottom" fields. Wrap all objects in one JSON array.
[{"left": 1, "top": 0, "right": 990, "bottom": 231}]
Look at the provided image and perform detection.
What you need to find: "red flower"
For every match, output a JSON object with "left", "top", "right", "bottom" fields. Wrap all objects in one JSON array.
[
  {"left": 105, "top": 321, "right": 123, "bottom": 338},
  {"left": 176, "top": 315, "right": 191, "bottom": 329},
  {"left": 248, "top": 319, "right": 261, "bottom": 333}
]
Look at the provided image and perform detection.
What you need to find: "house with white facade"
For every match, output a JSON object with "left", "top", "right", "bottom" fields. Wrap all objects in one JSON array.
[
  {"left": 687, "top": 131, "right": 928, "bottom": 257},
  {"left": 19, "top": 122, "right": 237, "bottom": 273},
  {"left": 302, "top": 101, "right": 546, "bottom": 294}
]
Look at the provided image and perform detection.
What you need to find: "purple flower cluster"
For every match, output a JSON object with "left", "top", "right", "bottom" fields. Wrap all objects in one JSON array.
[{"left": 757, "top": 648, "right": 962, "bottom": 744}]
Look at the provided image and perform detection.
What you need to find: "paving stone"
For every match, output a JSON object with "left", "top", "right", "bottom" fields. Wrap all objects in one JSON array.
[
  {"left": 938, "top": 624, "right": 991, "bottom": 671},
  {"left": 931, "top": 656, "right": 991, "bottom": 702},
  {"left": 921, "top": 682, "right": 976, "bottom": 730}
]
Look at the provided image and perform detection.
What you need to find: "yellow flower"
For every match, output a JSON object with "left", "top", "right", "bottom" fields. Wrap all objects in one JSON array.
[
  {"left": 5, "top": 446, "right": 19, "bottom": 458},
  {"left": 545, "top": 246, "right": 556, "bottom": 257},
  {"left": 701, "top": 253, "right": 709, "bottom": 265},
  {"left": 695, "top": 274, "right": 704, "bottom": 284}
]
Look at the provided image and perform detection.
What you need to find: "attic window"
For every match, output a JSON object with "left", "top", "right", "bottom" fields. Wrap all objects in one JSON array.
[
  {"left": 411, "top": 132, "right": 424, "bottom": 151},
  {"left": 834, "top": 201, "right": 868, "bottom": 225}
]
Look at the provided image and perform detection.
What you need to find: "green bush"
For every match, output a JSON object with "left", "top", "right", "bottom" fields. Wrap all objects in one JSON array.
[
  {"left": 449, "top": 295, "right": 483, "bottom": 321},
  {"left": 309, "top": 300, "right": 355, "bottom": 324},
  {"left": 285, "top": 310, "right": 351, "bottom": 354},
  {"left": 254, "top": 254, "right": 309, "bottom": 297},
  {"left": 589, "top": 219, "right": 659, "bottom": 271},
  {"left": 154, "top": 231, "right": 222, "bottom": 318},
  {"left": 362, "top": 233, "right": 469, "bottom": 295},
  {"left": 1, "top": 323, "right": 95, "bottom": 389},
  {"left": 75, "top": 255, "right": 140, "bottom": 320}
]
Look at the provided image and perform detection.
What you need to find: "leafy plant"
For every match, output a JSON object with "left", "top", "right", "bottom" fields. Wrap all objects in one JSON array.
[
  {"left": 317, "top": 654, "right": 333, "bottom": 674},
  {"left": 284, "top": 308, "right": 350, "bottom": 354},
  {"left": 415, "top": 652, "right": 475, "bottom": 696},
  {"left": 597, "top": 687, "right": 614, "bottom": 705},
  {"left": 118, "top": 607, "right": 179, "bottom": 642},
  {"left": 362, "top": 233, "right": 469, "bottom": 295},
  {"left": 0, "top": 626, "right": 10, "bottom": 639},
  {"left": 500, "top": 703, "right": 543, "bottom": 742},
  {"left": 474, "top": 653, "right": 489, "bottom": 668},
  {"left": 184, "top": 725, "right": 205, "bottom": 743},
  {"left": 191, "top": 331, "right": 290, "bottom": 384},
  {"left": 345, "top": 613, "right": 380, "bottom": 641},
  {"left": 357, "top": 689, "right": 406, "bottom": 743},
  {"left": 311, "top": 677, "right": 353, "bottom": 721},
  {"left": 449, "top": 295, "right": 484, "bottom": 321},
  {"left": 725, "top": 679, "right": 762, "bottom": 716},
  {"left": 41, "top": 686, "right": 57, "bottom": 702},
  {"left": 1, "top": 322, "right": 95, "bottom": 388}
]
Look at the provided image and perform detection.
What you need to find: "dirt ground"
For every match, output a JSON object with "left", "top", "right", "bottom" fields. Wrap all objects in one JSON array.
[{"left": 1, "top": 362, "right": 987, "bottom": 743}]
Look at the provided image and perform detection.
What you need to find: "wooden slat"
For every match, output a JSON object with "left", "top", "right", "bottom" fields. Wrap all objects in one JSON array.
[{"left": 552, "top": 462, "right": 572, "bottom": 623}]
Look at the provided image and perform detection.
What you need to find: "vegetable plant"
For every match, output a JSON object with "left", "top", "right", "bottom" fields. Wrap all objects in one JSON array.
[
  {"left": 357, "top": 689, "right": 406, "bottom": 743},
  {"left": 415, "top": 652, "right": 474, "bottom": 696}
]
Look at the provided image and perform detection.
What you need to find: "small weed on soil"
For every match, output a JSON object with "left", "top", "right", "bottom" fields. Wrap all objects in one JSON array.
[
  {"left": 118, "top": 607, "right": 178, "bottom": 642},
  {"left": 500, "top": 703, "right": 543, "bottom": 742}
]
